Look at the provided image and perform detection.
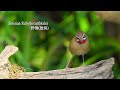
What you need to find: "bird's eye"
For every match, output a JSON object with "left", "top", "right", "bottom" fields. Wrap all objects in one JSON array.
[
  {"left": 82, "top": 34, "right": 86, "bottom": 40},
  {"left": 76, "top": 36, "right": 80, "bottom": 41},
  {"left": 76, "top": 36, "right": 80, "bottom": 39},
  {"left": 76, "top": 37, "right": 79, "bottom": 39}
]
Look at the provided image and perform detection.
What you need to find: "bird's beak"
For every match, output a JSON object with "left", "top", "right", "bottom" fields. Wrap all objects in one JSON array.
[
  {"left": 77, "top": 39, "right": 83, "bottom": 44},
  {"left": 77, "top": 39, "right": 80, "bottom": 42}
]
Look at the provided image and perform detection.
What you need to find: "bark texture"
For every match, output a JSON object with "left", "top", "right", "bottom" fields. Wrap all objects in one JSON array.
[
  {"left": 0, "top": 45, "right": 115, "bottom": 79},
  {"left": 20, "top": 57, "right": 114, "bottom": 79}
]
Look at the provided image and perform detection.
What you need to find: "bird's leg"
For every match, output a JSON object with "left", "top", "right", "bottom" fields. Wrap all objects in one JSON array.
[
  {"left": 65, "top": 55, "right": 73, "bottom": 69},
  {"left": 65, "top": 55, "right": 73, "bottom": 79},
  {"left": 82, "top": 55, "right": 85, "bottom": 66}
]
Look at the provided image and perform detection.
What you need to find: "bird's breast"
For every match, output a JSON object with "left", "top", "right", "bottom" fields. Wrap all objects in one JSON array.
[
  {"left": 69, "top": 38, "right": 90, "bottom": 55},
  {"left": 77, "top": 39, "right": 86, "bottom": 44}
]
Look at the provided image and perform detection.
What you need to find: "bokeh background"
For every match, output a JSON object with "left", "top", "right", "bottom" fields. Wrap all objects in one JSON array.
[{"left": 0, "top": 11, "right": 120, "bottom": 79}]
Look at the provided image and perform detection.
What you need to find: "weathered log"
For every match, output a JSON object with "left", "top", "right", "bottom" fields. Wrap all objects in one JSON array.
[
  {"left": 0, "top": 45, "right": 115, "bottom": 79},
  {"left": 19, "top": 57, "right": 114, "bottom": 79}
]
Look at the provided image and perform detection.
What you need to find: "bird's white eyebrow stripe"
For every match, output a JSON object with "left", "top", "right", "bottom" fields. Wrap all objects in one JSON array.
[
  {"left": 76, "top": 35, "right": 80, "bottom": 39},
  {"left": 82, "top": 34, "right": 85, "bottom": 38}
]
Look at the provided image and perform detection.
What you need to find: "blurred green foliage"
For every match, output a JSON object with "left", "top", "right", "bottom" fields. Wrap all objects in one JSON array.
[{"left": 0, "top": 11, "right": 120, "bottom": 78}]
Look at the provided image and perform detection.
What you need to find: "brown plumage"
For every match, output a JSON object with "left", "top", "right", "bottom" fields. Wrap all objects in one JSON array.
[
  {"left": 66, "top": 31, "right": 90, "bottom": 68},
  {"left": 69, "top": 32, "right": 90, "bottom": 55}
]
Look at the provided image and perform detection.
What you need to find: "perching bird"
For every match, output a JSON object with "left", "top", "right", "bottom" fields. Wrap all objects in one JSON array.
[{"left": 65, "top": 31, "right": 90, "bottom": 68}]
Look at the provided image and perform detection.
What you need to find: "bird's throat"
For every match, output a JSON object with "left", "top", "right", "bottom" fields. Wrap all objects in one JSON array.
[{"left": 77, "top": 39, "right": 86, "bottom": 44}]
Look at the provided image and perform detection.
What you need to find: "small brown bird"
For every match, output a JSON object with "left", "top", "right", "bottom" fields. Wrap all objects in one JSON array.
[{"left": 66, "top": 31, "right": 90, "bottom": 68}]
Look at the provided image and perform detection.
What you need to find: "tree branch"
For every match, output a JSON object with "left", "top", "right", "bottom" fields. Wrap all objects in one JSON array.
[
  {"left": 20, "top": 57, "right": 114, "bottom": 79},
  {"left": 0, "top": 45, "right": 115, "bottom": 79}
]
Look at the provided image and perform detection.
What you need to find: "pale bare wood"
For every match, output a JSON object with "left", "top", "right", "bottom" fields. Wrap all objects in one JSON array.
[
  {"left": 19, "top": 57, "right": 114, "bottom": 79},
  {"left": 0, "top": 45, "right": 18, "bottom": 79},
  {"left": 0, "top": 45, "right": 115, "bottom": 79},
  {"left": 0, "top": 45, "right": 18, "bottom": 66}
]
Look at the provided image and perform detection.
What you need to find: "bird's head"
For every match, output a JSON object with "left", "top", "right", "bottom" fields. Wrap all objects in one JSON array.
[{"left": 75, "top": 32, "right": 88, "bottom": 44}]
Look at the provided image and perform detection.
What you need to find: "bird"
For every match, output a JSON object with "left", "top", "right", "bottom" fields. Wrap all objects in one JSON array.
[{"left": 65, "top": 31, "right": 90, "bottom": 69}]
